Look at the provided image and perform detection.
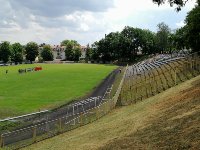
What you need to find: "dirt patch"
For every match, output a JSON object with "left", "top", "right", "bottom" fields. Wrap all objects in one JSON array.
[{"left": 98, "top": 79, "right": 200, "bottom": 150}]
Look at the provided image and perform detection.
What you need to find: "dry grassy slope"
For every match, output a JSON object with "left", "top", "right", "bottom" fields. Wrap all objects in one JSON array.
[{"left": 23, "top": 75, "right": 200, "bottom": 150}]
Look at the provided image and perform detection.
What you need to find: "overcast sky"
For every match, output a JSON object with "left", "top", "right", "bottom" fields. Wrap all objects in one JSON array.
[{"left": 0, "top": 0, "right": 196, "bottom": 45}]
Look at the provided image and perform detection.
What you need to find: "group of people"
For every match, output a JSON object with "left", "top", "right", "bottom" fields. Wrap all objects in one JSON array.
[
  {"left": 4, "top": 66, "right": 43, "bottom": 75},
  {"left": 18, "top": 68, "right": 34, "bottom": 74},
  {"left": 18, "top": 66, "right": 43, "bottom": 74}
]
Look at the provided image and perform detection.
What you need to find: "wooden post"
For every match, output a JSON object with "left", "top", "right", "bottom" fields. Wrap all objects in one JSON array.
[
  {"left": 32, "top": 127, "right": 37, "bottom": 142},
  {"left": 96, "top": 107, "right": 99, "bottom": 119},
  {"left": 135, "top": 86, "right": 137, "bottom": 103},
  {"left": 154, "top": 75, "right": 159, "bottom": 93},
  {"left": 198, "top": 59, "right": 200, "bottom": 72},
  {"left": 59, "top": 118, "right": 62, "bottom": 131},
  {"left": 130, "top": 86, "right": 133, "bottom": 102},
  {"left": 80, "top": 112, "right": 83, "bottom": 126},
  {"left": 149, "top": 77, "right": 152, "bottom": 96},
  {"left": 0, "top": 134, "right": 4, "bottom": 148},
  {"left": 108, "top": 94, "right": 113, "bottom": 111},
  {"left": 95, "top": 98, "right": 97, "bottom": 107},
  {"left": 146, "top": 86, "right": 148, "bottom": 98},
  {"left": 193, "top": 59, "right": 195, "bottom": 69},
  {"left": 174, "top": 68, "right": 177, "bottom": 85},
  {"left": 191, "top": 59, "right": 194, "bottom": 69},
  {"left": 104, "top": 102, "right": 107, "bottom": 114}
]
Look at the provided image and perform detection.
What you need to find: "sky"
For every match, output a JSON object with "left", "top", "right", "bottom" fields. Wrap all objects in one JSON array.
[{"left": 0, "top": 0, "right": 196, "bottom": 46}]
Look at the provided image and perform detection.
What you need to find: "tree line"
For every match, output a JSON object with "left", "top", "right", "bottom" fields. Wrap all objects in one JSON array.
[
  {"left": 85, "top": 0, "right": 200, "bottom": 63},
  {"left": 0, "top": 40, "right": 82, "bottom": 64},
  {"left": 85, "top": 23, "right": 170, "bottom": 62},
  {"left": 0, "top": 41, "right": 45, "bottom": 64}
]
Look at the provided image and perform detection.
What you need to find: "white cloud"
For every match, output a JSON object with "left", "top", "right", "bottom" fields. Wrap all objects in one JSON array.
[
  {"left": 0, "top": 0, "right": 197, "bottom": 45},
  {"left": 79, "top": 23, "right": 90, "bottom": 32},
  {"left": 176, "top": 20, "right": 185, "bottom": 27}
]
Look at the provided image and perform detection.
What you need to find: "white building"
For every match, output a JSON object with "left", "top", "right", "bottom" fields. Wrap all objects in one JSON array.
[
  {"left": 50, "top": 45, "right": 87, "bottom": 60},
  {"left": 79, "top": 46, "right": 87, "bottom": 60},
  {"left": 52, "top": 45, "right": 66, "bottom": 60}
]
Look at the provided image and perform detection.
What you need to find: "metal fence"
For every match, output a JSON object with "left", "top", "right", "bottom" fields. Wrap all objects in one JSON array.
[
  {"left": 0, "top": 67, "right": 127, "bottom": 149},
  {"left": 119, "top": 53, "right": 200, "bottom": 105}
]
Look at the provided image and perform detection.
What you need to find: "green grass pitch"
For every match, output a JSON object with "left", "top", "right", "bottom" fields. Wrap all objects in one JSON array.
[{"left": 0, "top": 63, "right": 117, "bottom": 119}]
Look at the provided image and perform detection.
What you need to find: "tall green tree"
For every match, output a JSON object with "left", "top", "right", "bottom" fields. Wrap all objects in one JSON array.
[
  {"left": 141, "top": 29, "right": 157, "bottom": 54},
  {"left": 10, "top": 43, "right": 23, "bottom": 64},
  {"left": 61, "top": 40, "right": 81, "bottom": 61},
  {"left": 41, "top": 45, "right": 53, "bottom": 61},
  {"left": 156, "top": 22, "right": 171, "bottom": 53},
  {"left": 121, "top": 26, "right": 144, "bottom": 60},
  {"left": 61, "top": 40, "right": 71, "bottom": 46},
  {"left": 91, "top": 42, "right": 100, "bottom": 61},
  {"left": 85, "top": 44, "right": 92, "bottom": 61},
  {"left": 61, "top": 39, "right": 79, "bottom": 47},
  {"left": 185, "top": 0, "right": 200, "bottom": 52},
  {"left": 173, "top": 27, "right": 188, "bottom": 50},
  {"left": 74, "top": 47, "right": 81, "bottom": 61},
  {"left": 65, "top": 42, "right": 74, "bottom": 60},
  {"left": 25, "top": 42, "right": 39, "bottom": 63},
  {"left": 0, "top": 41, "right": 11, "bottom": 63}
]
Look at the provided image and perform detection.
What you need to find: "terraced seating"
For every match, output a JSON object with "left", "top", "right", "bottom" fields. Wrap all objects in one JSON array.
[{"left": 120, "top": 53, "right": 200, "bottom": 105}]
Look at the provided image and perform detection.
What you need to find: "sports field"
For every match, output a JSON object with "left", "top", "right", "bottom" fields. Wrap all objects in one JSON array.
[{"left": 0, "top": 63, "right": 116, "bottom": 119}]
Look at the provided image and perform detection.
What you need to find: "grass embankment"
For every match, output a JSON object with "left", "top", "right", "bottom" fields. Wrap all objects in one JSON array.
[
  {"left": 23, "top": 75, "right": 200, "bottom": 150},
  {"left": 0, "top": 64, "right": 116, "bottom": 118}
]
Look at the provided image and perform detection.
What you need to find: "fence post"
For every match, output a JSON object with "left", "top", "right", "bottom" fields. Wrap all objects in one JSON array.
[
  {"left": 59, "top": 118, "right": 62, "bottom": 132},
  {"left": 104, "top": 102, "right": 107, "bottom": 114},
  {"left": 32, "top": 127, "right": 37, "bottom": 142},
  {"left": 78, "top": 112, "right": 82, "bottom": 126},
  {"left": 135, "top": 86, "right": 137, "bottom": 103},
  {"left": 95, "top": 98, "right": 97, "bottom": 107},
  {"left": 96, "top": 107, "right": 99, "bottom": 120},
  {"left": 174, "top": 67, "right": 177, "bottom": 85},
  {"left": 0, "top": 134, "right": 4, "bottom": 148},
  {"left": 198, "top": 59, "right": 200, "bottom": 72},
  {"left": 146, "top": 86, "right": 148, "bottom": 98}
]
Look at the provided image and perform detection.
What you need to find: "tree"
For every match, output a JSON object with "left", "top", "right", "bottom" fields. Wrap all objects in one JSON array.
[
  {"left": 152, "top": 0, "right": 189, "bottom": 11},
  {"left": 0, "top": 41, "right": 11, "bottom": 63},
  {"left": 98, "top": 38, "right": 112, "bottom": 62},
  {"left": 156, "top": 22, "right": 171, "bottom": 53},
  {"left": 91, "top": 42, "right": 100, "bottom": 61},
  {"left": 65, "top": 42, "right": 74, "bottom": 60},
  {"left": 85, "top": 44, "right": 92, "bottom": 61},
  {"left": 41, "top": 45, "right": 53, "bottom": 61},
  {"left": 61, "top": 40, "right": 71, "bottom": 46},
  {"left": 61, "top": 40, "right": 80, "bottom": 47},
  {"left": 74, "top": 47, "right": 81, "bottom": 61},
  {"left": 121, "top": 26, "right": 145, "bottom": 61},
  {"left": 25, "top": 42, "right": 39, "bottom": 63},
  {"left": 10, "top": 43, "right": 23, "bottom": 64},
  {"left": 141, "top": 29, "right": 157, "bottom": 54},
  {"left": 91, "top": 26, "right": 158, "bottom": 63},
  {"left": 185, "top": 0, "right": 200, "bottom": 52},
  {"left": 61, "top": 39, "right": 81, "bottom": 61},
  {"left": 173, "top": 26, "right": 188, "bottom": 50}
]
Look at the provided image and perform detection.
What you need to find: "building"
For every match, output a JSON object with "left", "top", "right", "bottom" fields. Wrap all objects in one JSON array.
[
  {"left": 48, "top": 45, "right": 87, "bottom": 61},
  {"left": 52, "top": 45, "right": 66, "bottom": 60},
  {"left": 79, "top": 46, "right": 87, "bottom": 60}
]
